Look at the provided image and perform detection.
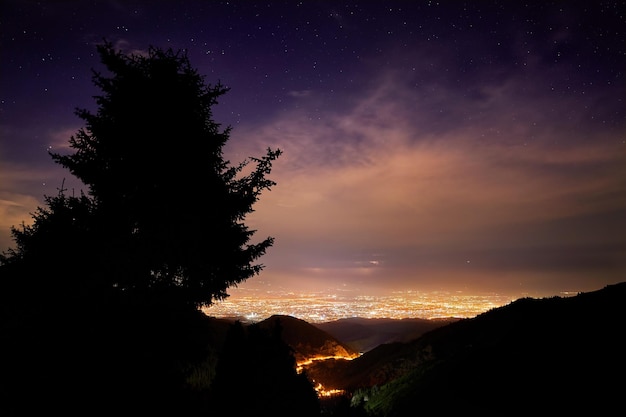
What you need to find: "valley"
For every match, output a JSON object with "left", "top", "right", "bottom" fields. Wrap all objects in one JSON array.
[{"left": 202, "top": 283, "right": 625, "bottom": 414}]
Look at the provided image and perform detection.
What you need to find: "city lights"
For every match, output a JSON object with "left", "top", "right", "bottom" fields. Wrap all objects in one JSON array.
[{"left": 203, "top": 289, "right": 516, "bottom": 323}]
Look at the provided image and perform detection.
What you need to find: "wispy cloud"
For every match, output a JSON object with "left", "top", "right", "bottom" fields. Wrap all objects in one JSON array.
[{"left": 230, "top": 62, "right": 626, "bottom": 295}]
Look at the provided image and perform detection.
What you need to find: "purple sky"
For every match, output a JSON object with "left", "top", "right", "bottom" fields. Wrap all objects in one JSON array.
[{"left": 1, "top": 1, "right": 624, "bottom": 297}]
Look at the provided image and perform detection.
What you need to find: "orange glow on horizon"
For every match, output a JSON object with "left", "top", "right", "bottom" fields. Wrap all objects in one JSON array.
[{"left": 203, "top": 288, "right": 518, "bottom": 323}]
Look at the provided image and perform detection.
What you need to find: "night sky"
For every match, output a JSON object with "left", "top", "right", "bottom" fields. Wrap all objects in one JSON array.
[{"left": 1, "top": 1, "right": 624, "bottom": 298}]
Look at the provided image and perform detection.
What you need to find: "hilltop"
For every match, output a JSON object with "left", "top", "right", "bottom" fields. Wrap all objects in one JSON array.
[
  {"left": 308, "top": 282, "right": 626, "bottom": 415},
  {"left": 200, "top": 282, "right": 626, "bottom": 416},
  {"left": 256, "top": 314, "right": 360, "bottom": 363}
]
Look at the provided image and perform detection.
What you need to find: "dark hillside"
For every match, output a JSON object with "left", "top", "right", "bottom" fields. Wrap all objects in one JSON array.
[
  {"left": 257, "top": 315, "right": 359, "bottom": 362},
  {"left": 357, "top": 282, "right": 626, "bottom": 415},
  {"left": 305, "top": 341, "right": 423, "bottom": 393}
]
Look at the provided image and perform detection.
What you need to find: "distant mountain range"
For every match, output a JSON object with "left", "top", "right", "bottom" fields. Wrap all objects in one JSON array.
[
  {"left": 206, "top": 282, "right": 626, "bottom": 415},
  {"left": 314, "top": 316, "right": 459, "bottom": 353}
]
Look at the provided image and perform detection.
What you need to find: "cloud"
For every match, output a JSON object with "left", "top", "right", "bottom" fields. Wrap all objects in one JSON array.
[
  {"left": 287, "top": 90, "right": 313, "bottom": 98},
  {"left": 229, "top": 63, "right": 626, "bottom": 295},
  {"left": 0, "top": 195, "right": 39, "bottom": 250},
  {"left": 48, "top": 127, "right": 81, "bottom": 152},
  {"left": 0, "top": 163, "right": 48, "bottom": 251},
  {"left": 0, "top": 156, "right": 84, "bottom": 252},
  {"left": 2, "top": 40, "right": 622, "bottom": 296}
]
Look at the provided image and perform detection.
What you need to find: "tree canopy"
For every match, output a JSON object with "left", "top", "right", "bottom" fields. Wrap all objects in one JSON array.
[
  {"left": 3, "top": 41, "right": 281, "bottom": 309},
  {"left": 0, "top": 41, "right": 328, "bottom": 416}
]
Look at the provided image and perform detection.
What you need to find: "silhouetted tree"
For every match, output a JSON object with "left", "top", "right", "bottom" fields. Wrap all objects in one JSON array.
[
  {"left": 0, "top": 185, "right": 97, "bottom": 303},
  {"left": 47, "top": 40, "right": 281, "bottom": 308},
  {"left": 0, "top": 40, "right": 280, "bottom": 415}
]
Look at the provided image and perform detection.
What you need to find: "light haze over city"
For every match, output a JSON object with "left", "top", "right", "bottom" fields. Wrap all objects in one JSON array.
[{"left": 2, "top": 1, "right": 624, "bottom": 316}]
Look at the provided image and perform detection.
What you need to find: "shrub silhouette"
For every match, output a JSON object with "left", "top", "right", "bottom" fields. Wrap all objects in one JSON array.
[{"left": 210, "top": 319, "right": 320, "bottom": 416}]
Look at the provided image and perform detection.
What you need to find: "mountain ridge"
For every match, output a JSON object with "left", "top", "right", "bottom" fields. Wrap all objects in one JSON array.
[
  {"left": 314, "top": 317, "right": 459, "bottom": 353},
  {"left": 203, "top": 282, "right": 625, "bottom": 414},
  {"left": 338, "top": 282, "right": 626, "bottom": 415}
]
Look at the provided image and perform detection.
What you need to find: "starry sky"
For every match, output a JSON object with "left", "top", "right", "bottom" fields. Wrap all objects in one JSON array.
[{"left": 1, "top": 0, "right": 625, "bottom": 298}]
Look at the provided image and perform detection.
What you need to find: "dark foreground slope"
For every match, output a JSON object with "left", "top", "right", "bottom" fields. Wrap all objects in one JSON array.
[{"left": 349, "top": 282, "right": 626, "bottom": 416}]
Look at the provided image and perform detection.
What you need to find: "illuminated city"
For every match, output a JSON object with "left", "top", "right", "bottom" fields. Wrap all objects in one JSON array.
[
  {"left": 202, "top": 285, "right": 580, "bottom": 399},
  {"left": 202, "top": 287, "right": 523, "bottom": 324},
  {"left": 203, "top": 287, "right": 528, "bottom": 398}
]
